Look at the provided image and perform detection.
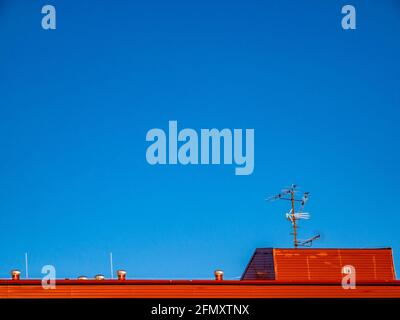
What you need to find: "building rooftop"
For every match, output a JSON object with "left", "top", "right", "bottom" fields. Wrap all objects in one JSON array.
[
  {"left": 241, "top": 247, "right": 396, "bottom": 281},
  {"left": 1, "top": 247, "right": 400, "bottom": 299}
]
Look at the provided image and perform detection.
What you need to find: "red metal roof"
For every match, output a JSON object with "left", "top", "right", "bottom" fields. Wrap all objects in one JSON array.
[
  {"left": 1, "top": 279, "right": 400, "bottom": 298},
  {"left": 242, "top": 248, "right": 395, "bottom": 281},
  {"left": 1, "top": 247, "right": 399, "bottom": 299}
]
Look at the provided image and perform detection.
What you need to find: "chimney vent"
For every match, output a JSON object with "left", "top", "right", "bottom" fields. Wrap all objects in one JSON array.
[
  {"left": 11, "top": 270, "right": 21, "bottom": 280},
  {"left": 214, "top": 270, "right": 224, "bottom": 281},
  {"left": 117, "top": 270, "right": 127, "bottom": 280}
]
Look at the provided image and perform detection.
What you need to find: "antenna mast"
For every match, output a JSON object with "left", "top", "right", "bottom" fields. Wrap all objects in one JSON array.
[
  {"left": 110, "top": 252, "right": 114, "bottom": 279},
  {"left": 25, "top": 252, "right": 29, "bottom": 279},
  {"left": 267, "top": 184, "right": 319, "bottom": 248},
  {"left": 290, "top": 188, "right": 298, "bottom": 248}
]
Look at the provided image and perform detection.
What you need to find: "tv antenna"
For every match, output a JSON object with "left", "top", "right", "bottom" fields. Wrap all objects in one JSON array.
[{"left": 267, "top": 184, "right": 320, "bottom": 248}]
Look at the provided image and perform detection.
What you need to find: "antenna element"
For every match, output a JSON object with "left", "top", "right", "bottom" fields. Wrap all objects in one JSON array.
[{"left": 267, "top": 184, "right": 319, "bottom": 248}]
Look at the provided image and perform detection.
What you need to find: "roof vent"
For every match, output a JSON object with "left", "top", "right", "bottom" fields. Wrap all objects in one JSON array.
[
  {"left": 117, "top": 270, "right": 127, "bottom": 280},
  {"left": 78, "top": 276, "right": 88, "bottom": 280},
  {"left": 95, "top": 274, "right": 105, "bottom": 280},
  {"left": 11, "top": 270, "right": 21, "bottom": 280},
  {"left": 214, "top": 270, "right": 224, "bottom": 281}
]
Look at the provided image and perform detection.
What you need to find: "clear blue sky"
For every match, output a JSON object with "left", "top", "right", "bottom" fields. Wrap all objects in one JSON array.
[{"left": 0, "top": 0, "right": 399, "bottom": 279}]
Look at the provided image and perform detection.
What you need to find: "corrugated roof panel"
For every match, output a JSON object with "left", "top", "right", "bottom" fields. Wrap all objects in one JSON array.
[
  {"left": 2, "top": 281, "right": 400, "bottom": 298},
  {"left": 273, "top": 248, "right": 395, "bottom": 281}
]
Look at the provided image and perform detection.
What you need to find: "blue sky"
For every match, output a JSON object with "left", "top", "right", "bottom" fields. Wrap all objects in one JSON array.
[{"left": 0, "top": 0, "right": 399, "bottom": 279}]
